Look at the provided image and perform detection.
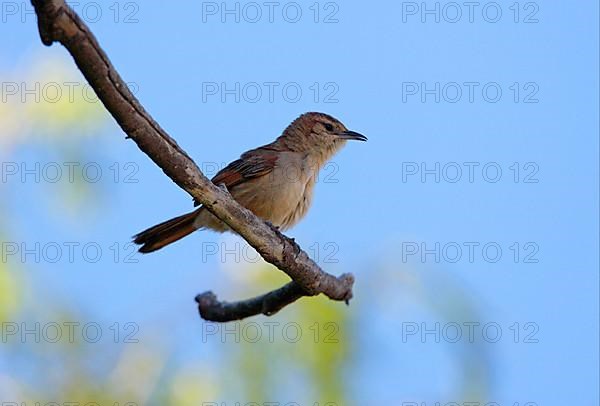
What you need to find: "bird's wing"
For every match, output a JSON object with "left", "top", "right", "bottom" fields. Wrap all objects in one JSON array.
[
  {"left": 193, "top": 147, "right": 279, "bottom": 207},
  {"left": 212, "top": 148, "right": 279, "bottom": 187}
]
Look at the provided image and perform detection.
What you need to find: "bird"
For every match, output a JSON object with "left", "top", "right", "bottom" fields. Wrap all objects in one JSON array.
[{"left": 133, "top": 112, "right": 367, "bottom": 253}]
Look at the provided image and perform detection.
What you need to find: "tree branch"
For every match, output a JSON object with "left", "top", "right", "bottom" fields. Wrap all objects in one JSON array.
[
  {"left": 30, "top": 0, "right": 354, "bottom": 322},
  {"left": 195, "top": 282, "right": 306, "bottom": 322}
]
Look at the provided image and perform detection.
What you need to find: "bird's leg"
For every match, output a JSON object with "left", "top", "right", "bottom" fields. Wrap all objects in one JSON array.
[{"left": 265, "top": 221, "right": 280, "bottom": 231}]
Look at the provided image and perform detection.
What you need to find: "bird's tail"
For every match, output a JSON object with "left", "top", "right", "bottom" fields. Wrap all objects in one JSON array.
[{"left": 133, "top": 210, "right": 199, "bottom": 253}]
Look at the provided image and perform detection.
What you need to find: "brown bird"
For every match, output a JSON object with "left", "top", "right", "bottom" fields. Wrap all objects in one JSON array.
[{"left": 133, "top": 112, "right": 366, "bottom": 253}]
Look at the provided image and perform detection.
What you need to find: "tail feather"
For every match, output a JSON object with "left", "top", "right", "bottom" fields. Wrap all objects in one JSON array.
[{"left": 133, "top": 210, "right": 199, "bottom": 253}]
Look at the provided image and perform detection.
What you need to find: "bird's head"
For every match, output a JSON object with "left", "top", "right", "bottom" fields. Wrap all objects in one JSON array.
[{"left": 279, "top": 112, "right": 367, "bottom": 163}]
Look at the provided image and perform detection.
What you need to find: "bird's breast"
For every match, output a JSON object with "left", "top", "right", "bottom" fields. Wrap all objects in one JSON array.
[{"left": 232, "top": 154, "right": 316, "bottom": 230}]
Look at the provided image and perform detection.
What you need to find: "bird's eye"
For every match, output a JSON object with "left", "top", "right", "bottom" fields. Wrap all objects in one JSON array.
[{"left": 324, "top": 123, "right": 334, "bottom": 132}]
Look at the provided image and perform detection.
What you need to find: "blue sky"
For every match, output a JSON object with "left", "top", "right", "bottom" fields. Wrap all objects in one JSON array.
[{"left": 1, "top": 0, "right": 599, "bottom": 403}]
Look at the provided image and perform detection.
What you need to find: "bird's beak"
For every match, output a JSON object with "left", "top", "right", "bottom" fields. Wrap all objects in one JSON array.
[{"left": 338, "top": 130, "right": 368, "bottom": 141}]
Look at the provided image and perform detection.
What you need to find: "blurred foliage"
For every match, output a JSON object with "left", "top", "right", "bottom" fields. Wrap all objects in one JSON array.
[
  {"left": 1, "top": 55, "right": 109, "bottom": 217},
  {"left": 1, "top": 55, "right": 105, "bottom": 150},
  {"left": 0, "top": 259, "right": 21, "bottom": 322},
  {"left": 229, "top": 265, "right": 350, "bottom": 405}
]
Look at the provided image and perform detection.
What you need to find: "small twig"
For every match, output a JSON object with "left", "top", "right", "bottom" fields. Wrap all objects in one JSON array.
[
  {"left": 30, "top": 0, "right": 355, "bottom": 322},
  {"left": 197, "top": 272, "right": 354, "bottom": 322},
  {"left": 196, "top": 282, "right": 307, "bottom": 322}
]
